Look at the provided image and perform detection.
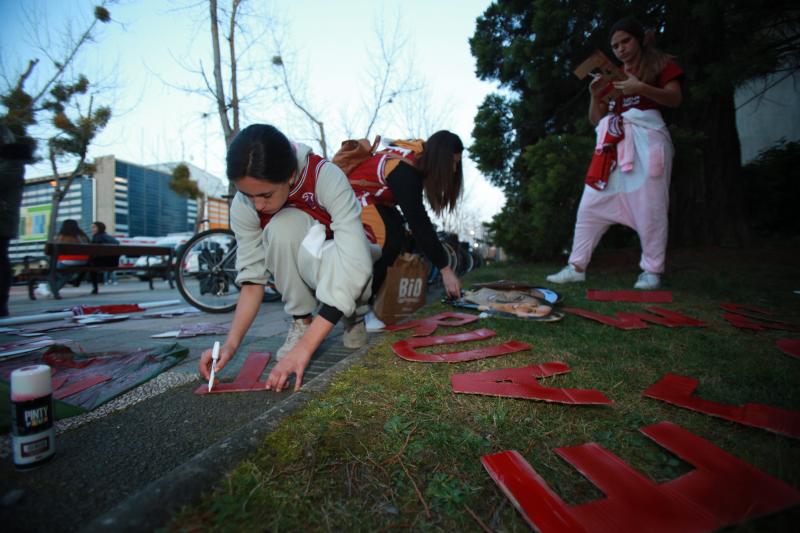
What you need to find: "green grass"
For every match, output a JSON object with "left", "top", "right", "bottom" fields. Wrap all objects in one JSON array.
[{"left": 169, "top": 245, "right": 800, "bottom": 531}]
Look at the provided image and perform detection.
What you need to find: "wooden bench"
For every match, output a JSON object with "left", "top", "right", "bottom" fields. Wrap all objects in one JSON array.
[{"left": 24, "top": 242, "right": 176, "bottom": 300}]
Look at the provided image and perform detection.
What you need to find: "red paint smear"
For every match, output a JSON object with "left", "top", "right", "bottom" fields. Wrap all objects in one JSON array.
[
  {"left": 587, "top": 290, "right": 673, "bottom": 303},
  {"left": 194, "top": 352, "right": 272, "bottom": 395},
  {"left": 53, "top": 375, "right": 112, "bottom": 400},
  {"left": 384, "top": 312, "right": 479, "bottom": 337},
  {"left": 451, "top": 362, "right": 612, "bottom": 405},
  {"left": 643, "top": 373, "right": 800, "bottom": 439},
  {"left": 481, "top": 422, "right": 800, "bottom": 533},
  {"left": 391, "top": 328, "right": 530, "bottom": 362}
]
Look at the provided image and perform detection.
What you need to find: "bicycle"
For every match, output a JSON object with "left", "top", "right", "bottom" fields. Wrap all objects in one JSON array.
[
  {"left": 174, "top": 227, "right": 283, "bottom": 313},
  {"left": 174, "top": 228, "right": 240, "bottom": 313}
]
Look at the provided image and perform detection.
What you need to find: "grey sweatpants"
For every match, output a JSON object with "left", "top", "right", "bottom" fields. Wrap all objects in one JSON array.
[{"left": 264, "top": 208, "right": 372, "bottom": 319}]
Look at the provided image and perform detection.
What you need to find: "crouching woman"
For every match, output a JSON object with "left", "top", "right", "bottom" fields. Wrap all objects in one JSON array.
[{"left": 199, "top": 124, "right": 379, "bottom": 391}]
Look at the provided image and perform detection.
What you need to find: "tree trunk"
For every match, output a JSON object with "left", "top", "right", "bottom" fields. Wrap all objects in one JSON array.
[{"left": 666, "top": 1, "right": 751, "bottom": 247}]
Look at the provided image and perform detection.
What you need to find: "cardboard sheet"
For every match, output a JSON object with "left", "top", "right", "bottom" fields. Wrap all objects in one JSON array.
[
  {"left": 152, "top": 322, "right": 229, "bottom": 338},
  {"left": 481, "top": 422, "right": 800, "bottom": 532},
  {"left": 643, "top": 373, "right": 800, "bottom": 439},
  {"left": 451, "top": 362, "right": 612, "bottom": 405},
  {"left": 391, "top": 328, "right": 531, "bottom": 363},
  {"left": 384, "top": 312, "right": 479, "bottom": 337}
]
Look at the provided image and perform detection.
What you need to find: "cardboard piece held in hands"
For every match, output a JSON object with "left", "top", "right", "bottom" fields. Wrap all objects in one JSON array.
[{"left": 574, "top": 49, "right": 626, "bottom": 102}]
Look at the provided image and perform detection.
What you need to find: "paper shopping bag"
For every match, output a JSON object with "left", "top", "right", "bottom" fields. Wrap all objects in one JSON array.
[{"left": 373, "top": 253, "right": 427, "bottom": 325}]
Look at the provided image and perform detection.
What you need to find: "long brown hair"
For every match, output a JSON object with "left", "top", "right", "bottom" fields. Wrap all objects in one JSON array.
[
  {"left": 416, "top": 130, "right": 463, "bottom": 215},
  {"left": 609, "top": 17, "right": 673, "bottom": 85}
]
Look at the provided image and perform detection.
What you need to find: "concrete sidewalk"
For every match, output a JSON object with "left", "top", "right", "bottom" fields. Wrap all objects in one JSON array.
[{"left": 0, "top": 278, "right": 384, "bottom": 532}]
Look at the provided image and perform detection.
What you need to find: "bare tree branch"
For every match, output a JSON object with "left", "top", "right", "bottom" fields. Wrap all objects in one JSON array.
[{"left": 209, "top": 0, "right": 233, "bottom": 144}]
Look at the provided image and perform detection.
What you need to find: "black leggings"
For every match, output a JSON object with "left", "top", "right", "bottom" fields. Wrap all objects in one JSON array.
[{"left": 371, "top": 205, "right": 407, "bottom": 297}]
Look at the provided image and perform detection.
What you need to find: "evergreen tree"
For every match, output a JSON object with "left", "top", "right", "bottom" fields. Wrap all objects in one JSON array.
[{"left": 470, "top": 0, "right": 800, "bottom": 254}]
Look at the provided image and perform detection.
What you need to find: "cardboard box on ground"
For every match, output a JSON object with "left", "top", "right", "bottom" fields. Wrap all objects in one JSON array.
[{"left": 373, "top": 253, "right": 428, "bottom": 325}]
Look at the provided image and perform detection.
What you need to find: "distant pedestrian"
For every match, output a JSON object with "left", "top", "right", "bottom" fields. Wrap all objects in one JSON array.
[
  {"left": 0, "top": 125, "right": 33, "bottom": 317},
  {"left": 547, "top": 17, "right": 683, "bottom": 290},
  {"left": 89, "top": 221, "right": 119, "bottom": 294},
  {"left": 53, "top": 219, "right": 90, "bottom": 296}
]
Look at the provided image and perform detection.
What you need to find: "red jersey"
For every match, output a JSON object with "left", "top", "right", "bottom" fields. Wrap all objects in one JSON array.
[
  {"left": 259, "top": 153, "right": 332, "bottom": 230},
  {"left": 259, "top": 153, "right": 376, "bottom": 243},
  {"left": 347, "top": 145, "right": 418, "bottom": 207},
  {"left": 608, "top": 60, "right": 683, "bottom": 114}
]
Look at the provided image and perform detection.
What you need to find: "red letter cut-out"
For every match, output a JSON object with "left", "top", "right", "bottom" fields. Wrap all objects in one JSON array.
[
  {"left": 391, "top": 328, "right": 530, "bottom": 363},
  {"left": 587, "top": 289, "right": 673, "bottom": 303},
  {"left": 384, "top": 312, "right": 479, "bottom": 337},
  {"left": 194, "top": 352, "right": 272, "bottom": 394},
  {"left": 777, "top": 339, "right": 800, "bottom": 360},
  {"left": 643, "top": 373, "right": 800, "bottom": 439},
  {"left": 451, "top": 362, "right": 612, "bottom": 405},
  {"left": 481, "top": 422, "right": 800, "bottom": 533},
  {"left": 565, "top": 307, "right": 706, "bottom": 330},
  {"left": 721, "top": 303, "right": 800, "bottom": 332}
]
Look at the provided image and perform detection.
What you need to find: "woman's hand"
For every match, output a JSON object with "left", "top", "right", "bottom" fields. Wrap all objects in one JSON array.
[
  {"left": 199, "top": 342, "right": 236, "bottom": 381},
  {"left": 589, "top": 73, "right": 606, "bottom": 99},
  {"left": 263, "top": 314, "right": 334, "bottom": 392},
  {"left": 440, "top": 266, "right": 462, "bottom": 299},
  {"left": 264, "top": 347, "right": 313, "bottom": 392},
  {"left": 613, "top": 72, "right": 644, "bottom": 95}
]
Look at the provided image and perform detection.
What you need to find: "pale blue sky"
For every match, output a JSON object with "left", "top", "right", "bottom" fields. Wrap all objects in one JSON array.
[{"left": 1, "top": 0, "right": 505, "bottom": 225}]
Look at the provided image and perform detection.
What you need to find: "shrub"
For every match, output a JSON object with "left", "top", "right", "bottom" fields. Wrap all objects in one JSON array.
[{"left": 487, "top": 133, "right": 592, "bottom": 260}]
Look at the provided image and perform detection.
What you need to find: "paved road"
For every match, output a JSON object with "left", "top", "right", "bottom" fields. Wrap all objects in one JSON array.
[{"left": 0, "top": 278, "right": 379, "bottom": 532}]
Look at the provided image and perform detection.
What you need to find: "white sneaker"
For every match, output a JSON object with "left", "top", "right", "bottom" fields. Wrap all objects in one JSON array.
[
  {"left": 634, "top": 272, "right": 661, "bottom": 290},
  {"left": 34, "top": 282, "right": 52, "bottom": 299},
  {"left": 364, "top": 310, "right": 385, "bottom": 332},
  {"left": 546, "top": 265, "right": 586, "bottom": 284},
  {"left": 275, "top": 318, "right": 310, "bottom": 360}
]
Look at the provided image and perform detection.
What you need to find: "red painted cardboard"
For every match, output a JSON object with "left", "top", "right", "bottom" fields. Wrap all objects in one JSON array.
[
  {"left": 587, "top": 290, "right": 673, "bottom": 303},
  {"left": 643, "top": 373, "right": 800, "bottom": 439},
  {"left": 384, "top": 312, "right": 479, "bottom": 337},
  {"left": 451, "top": 362, "right": 612, "bottom": 405},
  {"left": 481, "top": 422, "right": 800, "bottom": 533},
  {"left": 564, "top": 307, "right": 706, "bottom": 330},
  {"left": 722, "top": 312, "right": 799, "bottom": 332},
  {"left": 391, "top": 328, "right": 530, "bottom": 363},
  {"left": 194, "top": 352, "right": 272, "bottom": 394},
  {"left": 777, "top": 339, "right": 800, "bottom": 360},
  {"left": 563, "top": 307, "right": 647, "bottom": 329}
]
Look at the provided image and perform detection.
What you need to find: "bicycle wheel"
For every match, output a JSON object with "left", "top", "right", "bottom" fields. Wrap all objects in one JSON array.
[{"left": 175, "top": 229, "right": 239, "bottom": 313}]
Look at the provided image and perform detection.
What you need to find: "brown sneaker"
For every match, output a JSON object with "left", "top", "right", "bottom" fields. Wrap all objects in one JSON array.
[
  {"left": 343, "top": 321, "right": 367, "bottom": 349},
  {"left": 275, "top": 318, "right": 310, "bottom": 360}
]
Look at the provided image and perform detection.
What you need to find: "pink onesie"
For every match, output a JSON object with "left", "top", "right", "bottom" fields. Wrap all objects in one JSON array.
[{"left": 568, "top": 108, "right": 673, "bottom": 274}]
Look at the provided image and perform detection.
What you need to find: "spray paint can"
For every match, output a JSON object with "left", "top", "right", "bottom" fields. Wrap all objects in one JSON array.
[{"left": 10, "top": 364, "right": 56, "bottom": 469}]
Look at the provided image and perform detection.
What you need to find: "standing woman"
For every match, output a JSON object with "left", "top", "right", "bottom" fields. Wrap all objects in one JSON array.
[
  {"left": 547, "top": 17, "right": 683, "bottom": 290},
  {"left": 198, "top": 124, "right": 378, "bottom": 392},
  {"left": 347, "top": 131, "right": 464, "bottom": 328}
]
